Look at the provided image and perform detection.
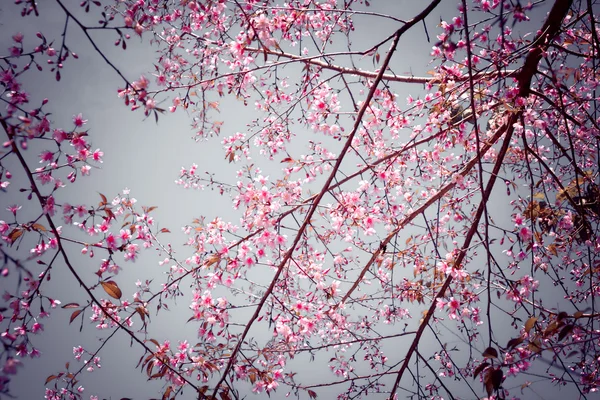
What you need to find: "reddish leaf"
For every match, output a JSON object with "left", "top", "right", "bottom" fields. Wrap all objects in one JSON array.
[
  {"left": 101, "top": 280, "right": 122, "bottom": 300},
  {"left": 308, "top": 390, "right": 318, "bottom": 399},
  {"left": 484, "top": 368, "right": 503, "bottom": 396},
  {"left": 69, "top": 309, "right": 82, "bottom": 324},
  {"left": 45, "top": 374, "right": 58, "bottom": 384},
  {"left": 473, "top": 362, "right": 489, "bottom": 379},
  {"left": 491, "top": 368, "right": 503, "bottom": 390},
  {"left": 61, "top": 303, "right": 80, "bottom": 309}
]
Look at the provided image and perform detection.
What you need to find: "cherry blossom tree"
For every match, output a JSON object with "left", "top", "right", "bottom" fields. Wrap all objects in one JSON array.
[{"left": 1, "top": 0, "right": 599, "bottom": 399}]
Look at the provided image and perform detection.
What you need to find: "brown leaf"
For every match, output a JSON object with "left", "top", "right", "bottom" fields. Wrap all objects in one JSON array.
[
  {"left": 308, "top": 389, "right": 318, "bottom": 399},
  {"left": 524, "top": 316, "right": 537, "bottom": 333},
  {"left": 484, "top": 370, "right": 494, "bottom": 396},
  {"left": 61, "top": 302, "right": 80, "bottom": 309},
  {"left": 205, "top": 254, "right": 221, "bottom": 267},
  {"left": 482, "top": 347, "right": 498, "bottom": 359},
  {"left": 104, "top": 208, "right": 115, "bottom": 221},
  {"left": 101, "top": 280, "right": 122, "bottom": 300},
  {"left": 543, "top": 320, "right": 562, "bottom": 337},
  {"left": 69, "top": 310, "right": 82, "bottom": 324},
  {"left": 162, "top": 385, "right": 172, "bottom": 400},
  {"left": 45, "top": 374, "right": 58, "bottom": 384},
  {"left": 8, "top": 228, "right": 23, "bottom": 243},
  {"left": 558, "top": 324, "right": 574, "bottom": 342},
  {"left": 136, "top": 306, "right": 147, "bottom": 322},
  {"left": 219, "top": 389, "right": 232, "bottom": 400},
  {"left": 32, "top": 223, "right": 47, "bottom": 232},
  {"left": 574, "top": 311, "right": 584, "bottom": 319},
  {"left": 506, "top": 337, "right": 524, "bottom": 350},
  {"left": 99, "top": 192, "right": 107, "bottom": 205},
  {"left": 557, "top": 311, "right": 569, "bottom": 321},
  {"left": 146, "top": 360, "right": 154, "bottom": 378},
  {"left": 160, "top": 228, "right": 171, "bottom": 233},
  {"left": 528, "top": 339, "right": 543, "bottom": 354}
]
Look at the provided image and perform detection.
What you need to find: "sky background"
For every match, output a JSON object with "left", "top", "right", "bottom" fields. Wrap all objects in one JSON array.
[{"left": 0, "top": 1, "right": 586, "bottom": 399}]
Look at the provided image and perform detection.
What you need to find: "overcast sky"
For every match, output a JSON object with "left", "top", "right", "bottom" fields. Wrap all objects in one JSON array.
[{"left": 0, "top": 1, "right": 585, "bottom": 399}]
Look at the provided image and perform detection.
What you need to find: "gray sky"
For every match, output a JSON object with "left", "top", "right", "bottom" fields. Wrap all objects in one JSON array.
[{"left": 0, "top": 1, "right": 589, "bottom": 399}]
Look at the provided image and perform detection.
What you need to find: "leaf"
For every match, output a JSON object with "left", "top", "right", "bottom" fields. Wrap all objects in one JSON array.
[
  {"left": 524, "top": 316, "right": 537, "bottom": 333},
  {"left": 205, "top": 254, "right": 221, "bottom": 267},
  {"left": 482, "top": 347, "right": 498, "bottom": 359},
  {"left": 101, "top": 280, "right": 122, "bottom": 300},
  {"left": 491, "top": 368, "right": 503, "bottom": 390},
  {"left": 558, "top": 324, "right": 574, "bottom": 342},
  {"left": 528, "top": 339, "right": 543, "bottom": 354},
  {"left": 220, "top": 389, "right": 232, "bottom": 400},
  {"left": 160, "top": 228, "right": 171, "bottom": 233},
  {"left": 162, "top": 385, "right": 172, "bottom": 400},
  {"left": 506, "top": 336, "right": 524, "bottom": 350},
  {"left": 557, "top": 311, "right": 569, "bottom": 321},
  {"left": 146, "top": 360, "right": 154, "bottom": 378},
  {"left": 45, "top": 374, "right": 58, "bottom": 384},
  {"left": 99, "top": 192, "right": 107, "bottom": 205},
  {"left": 8, "top": 228, "right": 23, "bottom": 243},
  {"left": 484, "top": 368, "right": 503, "bottom": 396},
  {"left": 61, "top": 302, "right": 80, "bottom": 309},
  {"left": 473, "top": 362, "right": 490, "bottom": 379},
  {"left": 565, "top": 350, "right": 579, "bottom": 358},
  {"left": 308, "top": 389, "right": 318, "bottom": 399},
  {"left": 136, "top": 306, "right": 147, "bottom": 322},
  {"left": 574, "top": 311, "right": 584, "bottom": 319},
  {"left": 32, "top": 223, "right": 47, "bottom": 232},
  {"left": 484, "top": 370, "right": 494, "bottom": 396},
  {"left": 69, "top": 309, "right": 82, "bottom": 324},
  {"left": 543, "top": 320, "right": 561, "bottom": 336}
]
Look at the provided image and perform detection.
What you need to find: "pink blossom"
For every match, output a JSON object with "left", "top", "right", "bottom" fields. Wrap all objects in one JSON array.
[{"left": 73, "top": 113, "right": 87, "bottom": 127}]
